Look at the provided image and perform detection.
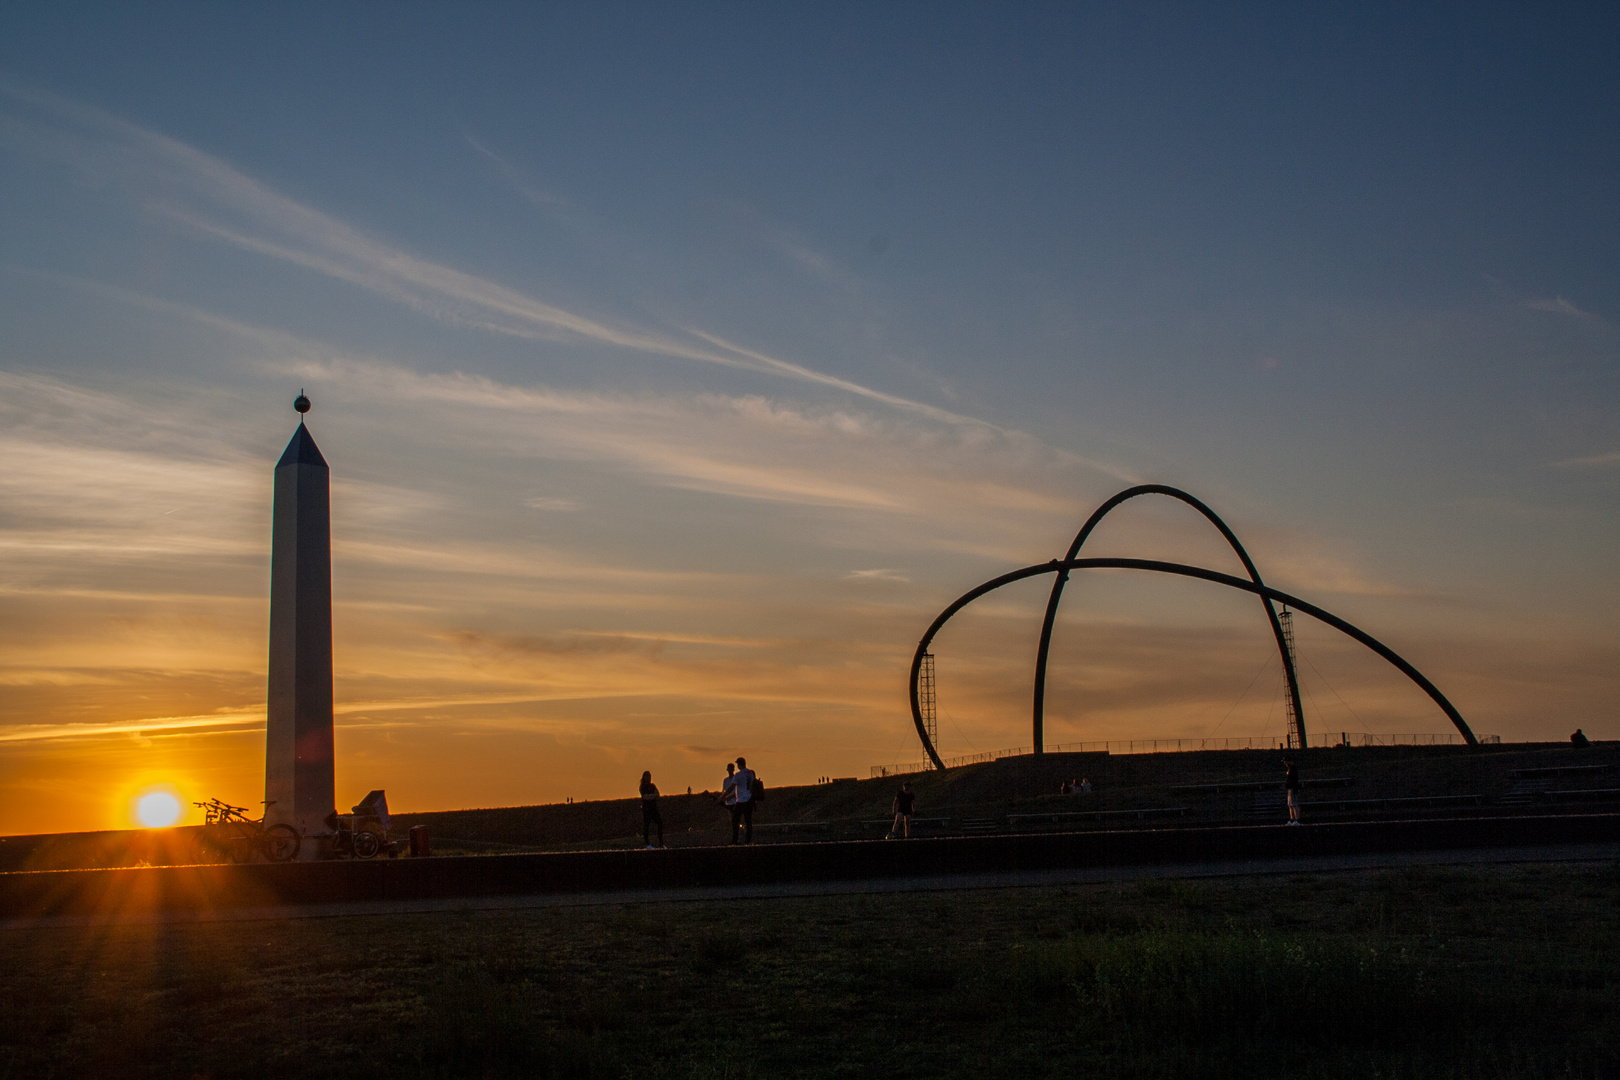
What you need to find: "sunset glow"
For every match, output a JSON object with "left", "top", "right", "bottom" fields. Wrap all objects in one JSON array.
[
  {"left": 1, "top": 7, "right": 1616, "bottom": 837},
  {"left": 132, "top": 789, "right": 183, "bottom": 829}
]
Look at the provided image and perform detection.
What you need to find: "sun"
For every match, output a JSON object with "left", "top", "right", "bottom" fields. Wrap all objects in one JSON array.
[{"left": 133, "top": 788, "right": 183, "bottom": 828}]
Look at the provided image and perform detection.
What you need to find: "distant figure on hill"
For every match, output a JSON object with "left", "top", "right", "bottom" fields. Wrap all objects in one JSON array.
[
  {"left": 1572, "top": 728, "right": 1591, "bottom": 748},
  {"left": 1059, "top": 779, "right": 1073, "bottom": 795},
  {"left": 639, "top": 771, "right": 663, "bottom": 848},
  {"left": 1284, "top": 758, "right": 1302, "bottom": 824},
  {"left": 731, "top": 757, "right": 756, "bottom": 844},
  {"left": 889, "top": 781, "right": 916, "bottom": 839},
  {"left": 1079, "top": 777, "right": 1092, "bottom": 795}
]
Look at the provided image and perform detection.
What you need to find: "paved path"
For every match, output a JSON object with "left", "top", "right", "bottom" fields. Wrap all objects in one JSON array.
[{"left": 5, "top": 840, "right": 1613, "bottom": 929}]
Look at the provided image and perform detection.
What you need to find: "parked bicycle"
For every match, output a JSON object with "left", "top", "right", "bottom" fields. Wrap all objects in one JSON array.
[{"left": 192, "top": 798, "right": 301, "bottom": 863}]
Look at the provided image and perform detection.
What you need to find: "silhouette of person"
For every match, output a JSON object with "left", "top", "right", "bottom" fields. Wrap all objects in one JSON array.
[
  {"left": 889, "top": 781, "right": 915, "bottom": 838},
  {"left": 1572, "top": 728, "right": 1592, "bottom": 748},
  {"left": 720, "top": 762, "right": 742, "bottom": 843},
  {"left": 1284, "top": 758, "right": 1302, "bottom": 824},
  {"left": 639, "top": 771, "right": 663, "bottom": 848},
  {"left": 732, "top": 757, "right": 756, "bottom": 844}
]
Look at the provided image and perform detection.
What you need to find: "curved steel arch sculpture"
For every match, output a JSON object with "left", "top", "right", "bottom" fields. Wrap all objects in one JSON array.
[
  {"left": 1033, "top": 485, "right": 1305, "bottom": 756},
  {"left": 907, "top": 498, "right": 1478, "bottom": 772}
]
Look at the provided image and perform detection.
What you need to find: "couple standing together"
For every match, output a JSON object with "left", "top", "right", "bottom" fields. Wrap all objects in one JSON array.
[{"left": 720, "top": 757, "right": 759, "bottom": 845}]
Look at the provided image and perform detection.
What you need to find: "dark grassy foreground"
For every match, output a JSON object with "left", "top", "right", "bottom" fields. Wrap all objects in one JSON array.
[{"left": 3, "top": 862, "right": 1617, "bottom": 1080}]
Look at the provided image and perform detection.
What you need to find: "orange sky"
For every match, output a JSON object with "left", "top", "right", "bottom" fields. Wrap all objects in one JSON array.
[{"left": 4, "top": 407, "right": 1614, "bottom": 837}]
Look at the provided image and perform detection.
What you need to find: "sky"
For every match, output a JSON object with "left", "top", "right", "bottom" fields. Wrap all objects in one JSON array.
[{"left": 1, "top": 3, "right": 1617, "bottom": 835}]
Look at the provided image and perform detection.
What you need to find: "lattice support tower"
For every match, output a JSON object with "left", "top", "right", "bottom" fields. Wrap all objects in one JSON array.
[
  {"left": 918, "top": 652, "right": 938, "bottom": 749},
  {"left": 1279, "top": 606, "right": 1302, "bottom": 749}
]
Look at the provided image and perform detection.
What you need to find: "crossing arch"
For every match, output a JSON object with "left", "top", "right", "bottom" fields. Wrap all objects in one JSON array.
[
  {"left": 906, "top": 491, "right": 1477, "bottom": 772},
  {"left": 1033, "top": 485, "right": 1305, "bottom": 756}
]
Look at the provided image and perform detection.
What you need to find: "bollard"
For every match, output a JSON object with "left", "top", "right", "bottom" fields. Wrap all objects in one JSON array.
[{"left": 408, "top": 825, "right": 430, "bottom": 857}]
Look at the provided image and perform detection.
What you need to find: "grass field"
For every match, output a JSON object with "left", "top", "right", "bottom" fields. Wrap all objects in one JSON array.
[{"left": 3, "top": 861, "right": 1617, "bottom": 1079}]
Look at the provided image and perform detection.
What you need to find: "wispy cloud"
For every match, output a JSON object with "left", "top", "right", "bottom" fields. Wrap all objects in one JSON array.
[
  {"left": 0, "top": 710, "right": 264, "bottom": 744},
  {"left": 845, "top": 568, "right": 909, "bottom": 583},
  {"left": 1260, "top": 552, "right": 1424, "bottom": 599},
  {"left": 0, "top": 373, "right": 266, "bottom": 569},
  {"left": 0, "top": 81, "right": 1030, "bottom": 431},
  {"left": 524, "top": 496, "right": 581, "bottom": 512},
  {"left": 278, "top": 353, "right": 1102, "bottom": 535},
  {"left": 1553, "top": 450, "right": 1620, "bottom": 469},
  {"left": 1527, "top": 296, "right": 1594, "bottom": 318},
  {"left": 463, "top": 132, "right": 574, "bottom": 214}
]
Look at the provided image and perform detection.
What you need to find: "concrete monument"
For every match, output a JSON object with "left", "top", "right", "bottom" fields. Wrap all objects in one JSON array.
[{"left": 263, "top": 392, "right": 336, "bottom": 854}]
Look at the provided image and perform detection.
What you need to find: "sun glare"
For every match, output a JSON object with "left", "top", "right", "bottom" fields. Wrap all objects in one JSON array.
[{"left": 134, "top": 789, "right": 183, "bottom": 828}]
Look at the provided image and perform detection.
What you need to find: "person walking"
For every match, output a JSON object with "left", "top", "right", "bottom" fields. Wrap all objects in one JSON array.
[
  {"left": 889, "top": 781, "right": 915, "bottom": 839},
  {"left": 639, "top": 770, "right": 663, "bottom": 848},
  {"left": 1284, "top": 757, "right": 1302, "bottom": 824},
  {"left": 731, "top": 757, "right": 756, "bottom": 844}
]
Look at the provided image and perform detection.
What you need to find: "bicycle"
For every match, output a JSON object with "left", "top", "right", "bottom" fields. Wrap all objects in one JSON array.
[{"left": 191, "top": 798, "right": 301, "bottom": 863}]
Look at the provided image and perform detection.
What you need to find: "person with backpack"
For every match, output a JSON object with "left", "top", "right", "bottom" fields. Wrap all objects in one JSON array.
[{"left": 731, "top": 756, "right": 757, "bottom": 845}]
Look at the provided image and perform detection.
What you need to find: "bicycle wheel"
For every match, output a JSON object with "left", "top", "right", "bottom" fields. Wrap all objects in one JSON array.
[
  {"left": 353, "top": 830, "right": 382, "bottom": 860},
  {"left": 263, "top": 823, "right": 301, "bottom": 863},
  {"left": 191, "top": 833, "right": 217, "bottom": 865}
]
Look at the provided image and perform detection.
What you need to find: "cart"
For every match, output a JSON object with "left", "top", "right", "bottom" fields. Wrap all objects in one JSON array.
[{"left": 328, "top": 790, "right": 397, "bottom": 859}]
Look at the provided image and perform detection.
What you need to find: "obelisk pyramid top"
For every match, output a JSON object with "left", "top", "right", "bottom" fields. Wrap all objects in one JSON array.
[{"left": 277, "top": 390, "right": 328, "bottom": 469}]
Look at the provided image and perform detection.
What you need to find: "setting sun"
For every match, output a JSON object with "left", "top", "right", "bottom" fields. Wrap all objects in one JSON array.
[{"left": 134, "top": 790, "right": 183, "bottom": 829}]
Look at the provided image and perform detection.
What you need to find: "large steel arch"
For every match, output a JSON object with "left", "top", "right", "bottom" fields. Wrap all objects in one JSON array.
[
  {"left": 907, "top": 557, "right": 1478, "bottom": 772},
  {"left": 1033, "top": 485, "right": 1304, "bottom": 755}
]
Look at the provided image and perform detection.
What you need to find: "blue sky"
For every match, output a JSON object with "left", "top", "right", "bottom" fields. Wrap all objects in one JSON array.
[{"left": 1, "top": 4, "right": 1616, "bottom": 832}]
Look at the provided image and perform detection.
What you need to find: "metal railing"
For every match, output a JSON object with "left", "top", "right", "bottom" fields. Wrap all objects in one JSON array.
[{"left": 870, "top": 732, "right": 1500, "bottom": 777}]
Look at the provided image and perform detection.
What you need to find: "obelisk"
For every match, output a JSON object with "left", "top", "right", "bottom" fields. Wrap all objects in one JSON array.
[{"left": 263, "top": 392, "right": 335, "bottom": 854}]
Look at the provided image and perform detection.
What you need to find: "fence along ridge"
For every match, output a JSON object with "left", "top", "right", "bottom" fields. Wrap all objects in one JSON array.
[{"left": 869, "top": 732, "right": 1501, "bottom": 778}]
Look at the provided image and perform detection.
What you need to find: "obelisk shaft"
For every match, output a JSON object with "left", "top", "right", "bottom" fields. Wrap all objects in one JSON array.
[{"left": 264, "top": 423, "right": 335, "bottom": 851}]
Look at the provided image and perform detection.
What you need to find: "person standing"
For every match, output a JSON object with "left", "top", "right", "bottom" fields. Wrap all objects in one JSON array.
[
  {"left": 720, "top": 761, "right": 740, "bottom": 842},
  {"left": 639, "top": 770, "right": 663, "bottom": 848},
  {"left": 1284, "top": 758, "right": 1302, "bottom": 824},
  {"left": 731, "top": 757, "right": 756, "bottom": 844},
  {"left": 889, "top": 781, "right": 915, "bottom": 839}
]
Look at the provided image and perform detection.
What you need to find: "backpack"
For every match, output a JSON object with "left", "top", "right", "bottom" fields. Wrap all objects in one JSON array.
[{"left": 749, "top": 776, "right": 765, "bottom": 803}]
